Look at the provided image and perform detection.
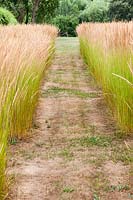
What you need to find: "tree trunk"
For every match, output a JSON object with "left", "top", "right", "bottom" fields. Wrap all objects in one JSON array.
[
  {"left": 25, "top": 0, "right": 29, "bottom": 24},
  {"left": 17, "top": 9, "right": 26, "bottom": 23},
  {"left": 32, "top": 0, "right": 40, "bottom": 23}
]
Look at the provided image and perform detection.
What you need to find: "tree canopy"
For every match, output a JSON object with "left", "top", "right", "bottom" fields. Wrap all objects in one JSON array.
[
  {"left": 108, "top": 0, "right": 133, "bottom": 21},
  {"left": 51, "top": 0, "right": 110, "bottom": 36},
  {"left": 0, "top": 0, "right": 59, "bottom": 23}
]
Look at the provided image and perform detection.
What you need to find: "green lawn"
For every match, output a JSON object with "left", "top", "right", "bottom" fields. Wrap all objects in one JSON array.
[{"left": 56, "top": 37, "right": 79, "bottom": 55}]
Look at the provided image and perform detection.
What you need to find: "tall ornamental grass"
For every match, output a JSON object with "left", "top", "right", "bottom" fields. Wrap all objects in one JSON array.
[
  {"left": 77, "top": 22, "right": 133, "bottom": 133},
  {"left": 0, "top": 24, "right": 57, "bottom": 199}
]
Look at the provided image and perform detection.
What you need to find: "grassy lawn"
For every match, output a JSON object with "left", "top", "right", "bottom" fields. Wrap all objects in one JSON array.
[{"left": 56, "top": 37, "right": 79, "bottom": 55}]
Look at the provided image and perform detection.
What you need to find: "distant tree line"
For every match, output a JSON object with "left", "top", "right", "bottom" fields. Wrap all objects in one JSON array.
[
  {"left": 0, "top": 0, "right": 132, "bottom": 36},
  {"left": 51, "top": 0, "right": 133, "bottom": 36}
]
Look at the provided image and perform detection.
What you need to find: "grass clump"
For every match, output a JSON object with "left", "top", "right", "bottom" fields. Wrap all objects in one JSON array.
[
  {"left": 0, "top": 24, "right": 57, "bottom": 199},
  {"left": 77, "top": 22, "right": 133, "bottom": 134},
  {"left": 42, "top": 86, "right": 99, "bottom": 98},
  {"left": 93, "top": 193, "right": 100, "bottom": 200},
  {"left": 59, "top": 149, "right": 73, "bottom": 160},
  {"left": 79, "top": 136, "right": 111, "bottom": 147},
  {"left": 63, "top": 186, "right": 74, "bottom": 193},
  {"left": 111, "top": 145, "right": 133, "bottom": 165},
  {"left": 108, "top": 184, "right": 130, "bottom": 192},
  {"left": 70, "top": 135, "right": 112, "bottom": 148}
]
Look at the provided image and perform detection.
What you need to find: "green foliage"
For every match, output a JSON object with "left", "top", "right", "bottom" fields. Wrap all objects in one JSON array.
[
  {"left": 36, "top": 0, "right": 59, "bottom": 23},
  {"left": 63, "top": 186, "right": 74, "bottom": 193},
  {"left": 80, "top": 0, "right": 109, "bottom": 22},
  {"left": 51, "top": 0, "right": 110, "bottom": 36},
  {"left": 108, "top": 0, "right": 133, "bottom": 21},
  {"left": 0, "top": 0, "right": 59, "bottom": 23},
  {"left": 57, "top": 0, "right": 80, "bottom": 16},
  {"left": 0, "top": 0, "right": 132, "bottom": 26},
  {"left": 0, "top": 0, "right": 31, "bottom": 23},
  {"left": 108, "top": 184, "right": 130, "bottom": 192},
  {"left": 51, "top": 0, "right": 80, "bottom": 36},
  {"left": 71, "top": 135, "right": 112, "bottom": 147},
  {"left": 0, "top": 7, "right": 17, "bottom": 25},
  {"left": 42, "top": 86, "right": 99, "bottom": 98},
  {"left": 52, "top": 15, "right": 79, "bottom": 36}
]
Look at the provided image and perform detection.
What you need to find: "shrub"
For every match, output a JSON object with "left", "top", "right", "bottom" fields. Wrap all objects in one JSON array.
[
  {"left": 0, "top": 7, "right": 17, "bottom": 25},
  {"left": 80, "top": 0, "right": 109, "bottom": 22},
  {"left": 52, "top": 15, "right": 79, "bottom": 36}
]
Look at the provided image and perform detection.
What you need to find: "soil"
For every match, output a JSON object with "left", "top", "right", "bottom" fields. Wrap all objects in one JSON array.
[{"left": 7, "top": 38, "right": 132, "bottom": 200}]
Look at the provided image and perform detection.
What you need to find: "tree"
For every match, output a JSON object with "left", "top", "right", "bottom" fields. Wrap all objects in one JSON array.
[
  {"left": 0, "top": 0, "right": 59, "bottom": 23},
  {"left": 80, "top": 0, "right": 109, "bottom": 22},
  {"left": 35, "top": 0, "right": 59, "bottom": 23},
  {"left": 51, "top": 0, "right": 110, "bottom": 36},
  {"left": 52, "top": 15, "right": 79, "bottom": 36},
  {"left": 51, "top": 0, "right": 81, "bottom": 36},
  {"left": 108, "top": 0, "right": 133, "bottom": 21},
  {"left": 0, "top": 0, "right": 32, "bottom": 23}
]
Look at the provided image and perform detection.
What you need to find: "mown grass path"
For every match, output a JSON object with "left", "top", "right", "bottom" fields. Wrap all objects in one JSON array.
[{"left": 8, "top": 38, "right": 132, "bottom": 200}]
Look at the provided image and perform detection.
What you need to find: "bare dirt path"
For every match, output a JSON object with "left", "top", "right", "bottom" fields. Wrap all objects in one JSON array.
[{"left": 8, "top": 38, "right": 132, "bottom": 200}]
